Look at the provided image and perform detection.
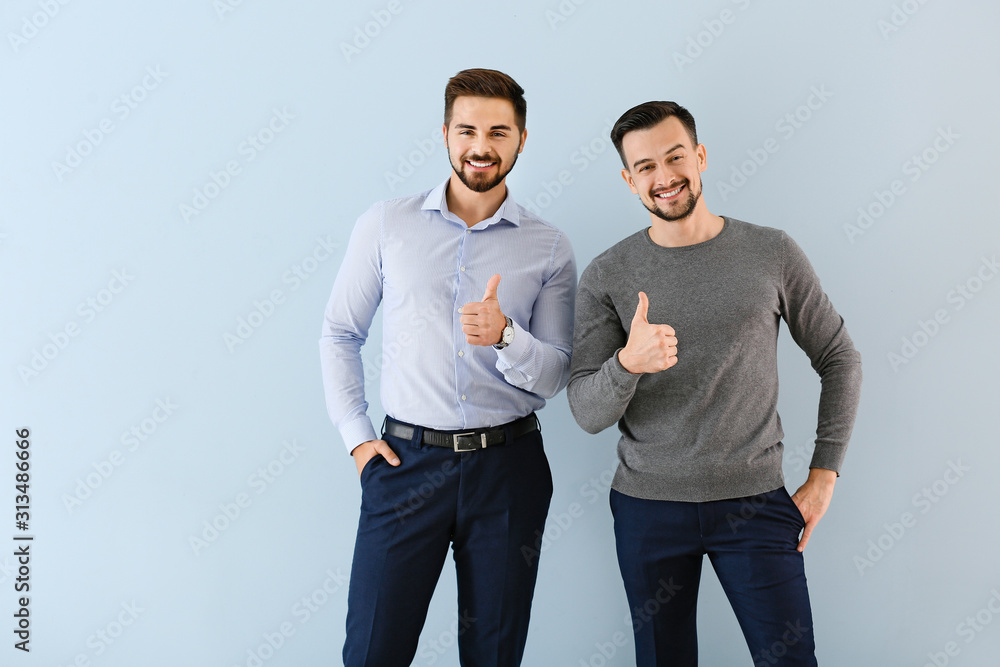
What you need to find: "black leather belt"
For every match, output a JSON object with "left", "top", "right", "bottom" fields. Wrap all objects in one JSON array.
[{"left": 383, "top": 414, "right": 539, "bottom": 452}]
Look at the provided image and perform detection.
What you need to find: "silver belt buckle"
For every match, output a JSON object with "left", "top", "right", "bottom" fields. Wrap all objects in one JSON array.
[{"left": 452, "top": 431, "right": 487, "bottom": 452}]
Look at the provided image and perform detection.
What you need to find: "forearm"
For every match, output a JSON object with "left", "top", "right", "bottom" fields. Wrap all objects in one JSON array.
[
  {"left": 567, "top": 350, "right": 641, "bottom": 434},
  {"left": 497, "top": 237, "right": 576, "bottom": 398},
  {"left": 809, "top": 352, "right": 863, "bottom": 472},
  {"left": 319, "top": 334, "right": 378, "bottom": 453},
  {"left": 805, "top": 466, "right": 837, "bottom": 484},
  {"left": 495, "top": 321, "right": 571, "bottom": 398},
  {"left": 781, "top": 233, "right": 863, "bottom": 474},
  {"left": 319, "top": 202, "right": 384, "bottom": 454}
]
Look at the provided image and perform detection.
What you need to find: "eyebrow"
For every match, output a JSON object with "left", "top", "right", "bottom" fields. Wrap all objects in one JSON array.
[
  {"left": 455, "top": 123, "right": 513, "bottom": 131},
  {"left": 631, "top": 143, "right": 685, "bottom": 170}
]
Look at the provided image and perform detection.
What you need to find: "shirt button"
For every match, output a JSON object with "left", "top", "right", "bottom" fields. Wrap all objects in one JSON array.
[
  {"left": 460, "top": 266, "right": 466, "bottom": 272},
  {"left": 458, "top": 351, "right": 464, "bottom": 357},
  {"left": 461, "top": 394, "right": 467, "bottom": 401},
  {"left": 466, "top": 230, "right": 471, "bottom": 234}
]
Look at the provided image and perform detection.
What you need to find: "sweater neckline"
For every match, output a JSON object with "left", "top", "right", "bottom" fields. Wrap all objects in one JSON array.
[{"left": 641, "top": 217, "right": 731, "bottom": 252}]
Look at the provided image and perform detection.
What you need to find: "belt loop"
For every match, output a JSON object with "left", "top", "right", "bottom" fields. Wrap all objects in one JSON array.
[{"left": 411, "top": 424, "right": 424, "bottom": 449}]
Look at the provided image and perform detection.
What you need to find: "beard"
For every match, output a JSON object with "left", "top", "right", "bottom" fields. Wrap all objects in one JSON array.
[
  {"left": 643, "top": 177, "right": 702, "bottom": 222},
  {"left": 449, "top": 149, "right": 518, "bottom": 193}
]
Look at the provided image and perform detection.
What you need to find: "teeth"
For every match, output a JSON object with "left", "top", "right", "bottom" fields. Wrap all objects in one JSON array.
[
  {"left": 656, "top": 186, "right": 683, "bottom": 198},
  {"left": 468, "top": 160, "right": 495, "bottom": 168}
]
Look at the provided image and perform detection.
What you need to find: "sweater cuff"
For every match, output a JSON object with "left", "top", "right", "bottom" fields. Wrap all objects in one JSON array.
[
  {"left": 808, "top": 444, "right": 846, "bottom": 475},
  {"left": 608, "top": 347, "right": 643, "bottom": 393}
]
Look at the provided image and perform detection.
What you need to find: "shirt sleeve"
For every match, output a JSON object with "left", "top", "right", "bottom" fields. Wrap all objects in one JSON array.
[
  {"left": 494, "top": 230, "right": 577, "bottom": 399},
  {"left": 566, "top": 260, "right": 642, "bottom": 434},
  {"left": 319, "top": 202, "right": 384, "bottom": 454},
  {"left": 780, "top": 232, "right": 863, "bottom": 473}
]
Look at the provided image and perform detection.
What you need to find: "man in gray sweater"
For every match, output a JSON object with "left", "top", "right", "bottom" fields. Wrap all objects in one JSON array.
[{"left": 567, "top": 101, "right": 862, "bottom": 666}]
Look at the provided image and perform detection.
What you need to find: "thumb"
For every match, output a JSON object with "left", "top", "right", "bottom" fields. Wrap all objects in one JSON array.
[
  {"left": 374, "top": 440, "right": 400, "bottom": 466},
  {"left": 482, "top": 274, "right": 501, "bottom": 302},
  {"left": 633, "top": 291, "right": 649, "bottom": 325}
]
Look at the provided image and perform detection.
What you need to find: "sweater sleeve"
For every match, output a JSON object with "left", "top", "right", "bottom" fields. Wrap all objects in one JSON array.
[
  {"left": 566, "top": 260, "right": 642, "bottom": 434},
  {"left": 779, "top": 232, "right": 863, "bottom": 473}
]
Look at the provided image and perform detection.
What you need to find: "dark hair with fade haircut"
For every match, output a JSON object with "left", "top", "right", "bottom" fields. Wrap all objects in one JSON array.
[
  {"left": 444, "top": 68, "right": 527, "bottom": 132},
  {"left": 610, "top": 101, "right": 698, "bottom": 169}
]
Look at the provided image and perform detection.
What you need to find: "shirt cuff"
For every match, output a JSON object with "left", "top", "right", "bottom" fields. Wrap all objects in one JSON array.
[
  {"left": 495, "top": 319, "right": 532, "bottom": 367},
  {"left": 339, "top": 416, "right": 379, "bottom": 455}
]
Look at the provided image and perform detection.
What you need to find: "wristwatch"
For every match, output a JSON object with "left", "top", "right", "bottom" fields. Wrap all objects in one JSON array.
[{"left": 494, "top": 316, "right": 514, "bottom": 350}]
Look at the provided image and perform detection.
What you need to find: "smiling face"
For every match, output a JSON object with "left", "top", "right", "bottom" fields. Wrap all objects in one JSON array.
[
  {"left": 444, "top": 96, "right": 526, "bottom": 194},
  {"left": 620, "top": 116, "right": 708, "bottom": 223}
]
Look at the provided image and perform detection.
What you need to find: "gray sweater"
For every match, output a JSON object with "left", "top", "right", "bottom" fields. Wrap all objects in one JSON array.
[{"left": 567, "top": 218, "right": 862, "bottom": 502}]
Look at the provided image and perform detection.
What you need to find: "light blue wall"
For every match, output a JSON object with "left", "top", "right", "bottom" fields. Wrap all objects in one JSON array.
[{"left": 3, "top": 1, "right": 998, "bottom": 665}]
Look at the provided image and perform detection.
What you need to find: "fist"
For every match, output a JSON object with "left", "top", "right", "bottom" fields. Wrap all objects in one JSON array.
[
  {"left": 618, "top": 291, "right": 678, "bottom": 374},
  {"left": 461, "top": 274, "right": 507, "bottom": 346}
]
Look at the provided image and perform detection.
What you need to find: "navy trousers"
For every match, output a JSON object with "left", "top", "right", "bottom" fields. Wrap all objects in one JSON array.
[
  {"left": 611, "top": 487, "right": 817, "bottom": 666},
  {"left": 343, "top": 419, "right": 553, "bottom": 667}
]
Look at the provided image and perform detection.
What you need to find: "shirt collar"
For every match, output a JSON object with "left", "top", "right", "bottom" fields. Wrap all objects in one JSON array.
[{"left": 421, "top": 177, "right": 521, "bottom": 228}]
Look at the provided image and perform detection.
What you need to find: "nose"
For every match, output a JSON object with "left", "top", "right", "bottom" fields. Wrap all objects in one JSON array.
[
  {"left": 476, "top": 139, "right": 492, "bottom": 156},
  {"left": 473, "top": 136, "right": 491, "bottom": 156},
  {"left": 653, "top": 170, "right": 674, "bottom": 190},
  {"left": 662, "top": 166, "right": 684, "bottom": 188}
]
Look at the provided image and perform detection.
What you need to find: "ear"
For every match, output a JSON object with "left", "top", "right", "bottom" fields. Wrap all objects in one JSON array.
[
  {"left": 442, "top": 122, "right": 449, "bottom": 148},
  {"left": 697, "top": 143, "right": 707, "bottom": 173},
  {"left": 518, "top": 127, "right": 527, "bottom": 154},
  {"left": 621, "top": 168, "right": 639, "bottom": 195}
]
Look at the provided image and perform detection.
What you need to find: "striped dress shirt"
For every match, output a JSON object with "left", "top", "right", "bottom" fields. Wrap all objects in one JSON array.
[{"left": 320, "top": 178, "right": 577, "bottom": 452}]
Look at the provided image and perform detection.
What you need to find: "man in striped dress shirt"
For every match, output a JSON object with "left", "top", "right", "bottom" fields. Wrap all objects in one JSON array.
[{"left": 320, "top": 68, "right": 576, "bottom": 666}]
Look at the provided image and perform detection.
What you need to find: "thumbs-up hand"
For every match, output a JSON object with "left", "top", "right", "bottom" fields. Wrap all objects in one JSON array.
[
  {"left": 618, "top": 292, "right": 678, "bottom": 374},
  {"left": 461, "top": 273, "right": 507, "bottom": 346}
]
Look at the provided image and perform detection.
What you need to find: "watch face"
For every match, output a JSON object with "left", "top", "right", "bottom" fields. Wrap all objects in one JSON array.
[{"left": 503, "top": 327, "right": 514, "bottom": 344}]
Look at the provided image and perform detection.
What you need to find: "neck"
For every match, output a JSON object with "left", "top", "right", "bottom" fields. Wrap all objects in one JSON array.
[
  {"left": 445, "top": 173, "right": 508, "bottom": 227},
  {"left": 647, "top": 202, "right": 724, "bottom": 248}
]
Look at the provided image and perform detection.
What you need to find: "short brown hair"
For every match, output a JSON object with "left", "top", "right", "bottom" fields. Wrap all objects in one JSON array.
[
  {"left": 444, "top": 68, "right": 526, "bottom": 131},
  {"left": 611, "top": 101, "right": 698, "bottom": 169}
]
